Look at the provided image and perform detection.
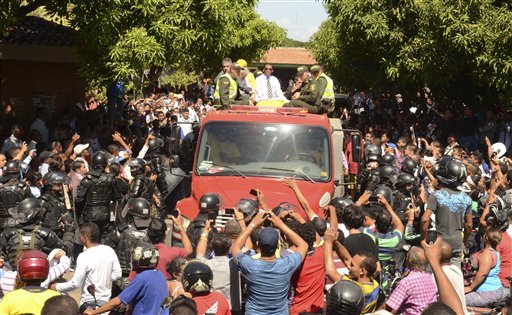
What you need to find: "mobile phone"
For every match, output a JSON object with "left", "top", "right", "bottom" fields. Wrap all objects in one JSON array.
[
  {"left": 426, "top": 229, "right": 438, "bottom": 245},
  {"left": 249, "top": 189, "right": 258, "bottom": 196},
  {"left": 169, "top": 209, "right": 179, "bottom": 218},
  {"left": 369, "top": 196, "right": 378, "bottom": 202}
]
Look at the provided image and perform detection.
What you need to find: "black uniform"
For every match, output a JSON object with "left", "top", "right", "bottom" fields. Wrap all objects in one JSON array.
[
  {"left": 0, "top": 177, "right": 32, "bottom": 230},
  {"left": 0, "top": 224, "right": 63, "bottom": 268},
  {"left": 76, "top": 172, "right": 119, "bottom": 234}
]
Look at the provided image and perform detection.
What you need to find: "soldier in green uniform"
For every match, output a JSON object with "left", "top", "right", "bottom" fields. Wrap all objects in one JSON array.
[
  {"left": 213, "top": 63, "right": 246, "bottom": 108},
  {"left": 310, "top": 64, "right": 335, "bottom": 115},
  {"left": 284, "top": 66, "right": 322, "bottom": 113}
]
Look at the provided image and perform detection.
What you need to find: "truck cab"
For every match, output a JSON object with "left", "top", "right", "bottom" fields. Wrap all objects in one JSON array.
[{"left": 176, "top": 106, "right": 345, "bottom": 227}]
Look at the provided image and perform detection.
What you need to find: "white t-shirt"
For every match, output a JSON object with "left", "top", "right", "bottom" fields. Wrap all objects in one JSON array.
[
  {"left": 434, "top": 264, "right": 469, "bottom": 315},
  {"left": 56, "top": 245, "right": 122, "bottom": 304}
]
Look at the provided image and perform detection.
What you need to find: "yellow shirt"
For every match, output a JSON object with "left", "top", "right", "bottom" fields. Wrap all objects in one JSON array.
[
  {"left": 0, "top": 287, "right": 60, "bottom": 315},
  {"left": 342, "top": 276, "right": 380, "bottom": 314}
]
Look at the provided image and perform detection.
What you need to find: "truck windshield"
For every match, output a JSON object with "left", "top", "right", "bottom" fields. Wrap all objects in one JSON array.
[{"left": 196, "top": 122, "right": 331, "bottom": 182}]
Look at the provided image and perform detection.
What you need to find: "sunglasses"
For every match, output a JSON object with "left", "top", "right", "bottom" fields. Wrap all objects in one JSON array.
[{"left": 264, "top": 68, "right": 273, "bottom": 71}]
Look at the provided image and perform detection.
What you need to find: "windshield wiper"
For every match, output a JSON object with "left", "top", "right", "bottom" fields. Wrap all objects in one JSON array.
[
  {"left": 260, "top": 167, "right": 315, "bottom": 183},
  {"left": 208, "top": 162, "right": 247, "bottom": 178}
]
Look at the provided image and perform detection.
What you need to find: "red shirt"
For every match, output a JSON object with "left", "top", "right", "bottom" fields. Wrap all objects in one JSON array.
[
  {"left": 154, "top": 243, "right": 190, "bottom": 279},
  {"left": 497, "top": 231, "right": 512, "bottom": 287},
  {"left": 193, "top": 291, "right": 231, "bottom": 315},
  {"left": 290, "top": 246, "right": 326, "bottom": 315}
]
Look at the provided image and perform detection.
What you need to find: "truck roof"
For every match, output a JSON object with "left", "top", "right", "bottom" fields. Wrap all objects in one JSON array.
[{"left": 201, "top": 106, "right": 331, "bottom": 128}]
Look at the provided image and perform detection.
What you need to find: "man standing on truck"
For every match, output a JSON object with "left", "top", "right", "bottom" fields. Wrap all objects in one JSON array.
[
  {"left": 214, "top": 63, "right": 245, "bottom": 108},
  {"left": 310, "top": 64, "right": 335, "bottom": 115}
]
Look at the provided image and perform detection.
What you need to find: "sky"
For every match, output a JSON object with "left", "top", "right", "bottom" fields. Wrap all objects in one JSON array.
[{"left": 256, "top": 1, "right": 328, "bottom": 42}]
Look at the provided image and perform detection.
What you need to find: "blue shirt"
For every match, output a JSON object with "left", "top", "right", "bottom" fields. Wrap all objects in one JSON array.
[
  {"left": 236, "top": 252, "right": 302, "bottom": 315},
  {"left": 118, "top": 269, "right": 169, "bottom": 315}
]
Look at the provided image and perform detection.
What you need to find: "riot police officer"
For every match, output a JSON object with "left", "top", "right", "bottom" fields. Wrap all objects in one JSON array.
[
  {"left": 103, "top": 198, "right": 151, "bottom": 280},
  {"left": 0, "top": 160, "right": 32, "bottom": 230},
  {"left": 0, "top": 197, "right": 64, "bottom": 268},
  {"left": 76, "top": 150, "right": 120, "bottom": 236},
  {"left": 40, "top": 171, "right": 75, "bottom": 254},
  {"left": 128, "top": 158, "right": 156, "bottom": 203},
  {"left": 185, "top": 193, "right": 222, "bottom": 253}
]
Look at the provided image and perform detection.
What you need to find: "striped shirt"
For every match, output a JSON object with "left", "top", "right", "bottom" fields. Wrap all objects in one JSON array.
[
  {"left": 342, "top": 276, "right": 380, "bottom": 314},
  {"left": 363, "top": 228, "right": 403, "bottom": 261}
]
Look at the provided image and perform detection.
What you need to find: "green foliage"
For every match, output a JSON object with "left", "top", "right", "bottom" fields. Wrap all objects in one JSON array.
[
  {"left": 281, "top": 37, "right": 307, "bottom": 47},
  {"left": 159, "top": 69, "right": 197, "bottom": 90},
  {"left": 312, "top": 0, "right": 512, "bottom": 103},
  {"left": 2, "top": 0, "right": 285, "bottom": 87}
]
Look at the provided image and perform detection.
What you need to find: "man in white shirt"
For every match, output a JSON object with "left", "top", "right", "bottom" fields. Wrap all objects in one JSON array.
[
  {"left": 255, "top": 64, "right": 287, "bottom": 102},
  {"left": 30, "top": 108, "right": 49, "bottom": 145},
  {"left": 178, "top": 108, "right": 195, "bottom": 139},
  {"left": 1, "top": 124, "right": 23, "bottom": 154},
  {"left": 54, "top": 223, "right": 122, "bottom": 308}
]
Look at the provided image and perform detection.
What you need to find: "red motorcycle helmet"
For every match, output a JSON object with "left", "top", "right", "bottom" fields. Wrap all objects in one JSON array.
[{"left": 18, "top": 249, "right": 49, "bottom": 281}]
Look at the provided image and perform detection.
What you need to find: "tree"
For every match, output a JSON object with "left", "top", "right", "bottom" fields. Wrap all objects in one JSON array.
[
  {"left": 311, "top": 0, "right": 512, "bottom": 103},
  {"left": 2, "top": 0, "right": 285, "bottom": 87}
]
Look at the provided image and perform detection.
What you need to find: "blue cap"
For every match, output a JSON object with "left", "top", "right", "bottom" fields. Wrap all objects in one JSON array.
[{"left": 258, "top": 227, "right": 279, "bottom": 249}]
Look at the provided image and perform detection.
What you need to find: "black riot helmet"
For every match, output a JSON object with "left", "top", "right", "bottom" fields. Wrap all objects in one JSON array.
[
  {"left": 182, "top": 260, "right": 213, "bottom": 293},
  {"left": 395, "top": 173, "right": 416, "bottom": 190},
  {"left": 43, "top": 171, "right": 71, "bottom": 185},
  {"left": 90, "top": 150, "right": 110, "bottom": 173},
  {"left": 366, "top": 154, "right": 381, "bottom": 164},
  {"left": 325, "top": 280, "right": 364, "bottom": 315},
  {"left": 486, "top": 195, "right": 511, "bottom": 231},
  {"left": 372, "top": 185, "right": 394, "bottom": 205},
  {"left": 4, "top": 160, "right": 20, "bottom": 175},
  {"left": 401, "top": 157, "right": 417, "bottom": 175},
  {"left": 129, "top": 158, "right": 146, "bottom": 176},
  {"left": 147, "top": 137, "right": 164, "bottom": 153},
  {"left": 8, "top": 197, "right": 43, "bottom": 225},
  {"left": 150, "top": 155, "right": 164, "bottom": 174},
  {"left": 380, "top": 154, "right": 395, "bottom": 166},
  {"left": 199, "top": 193, "right": 222, "bottom": 213},
  {"left": 364, "top": 144, "right": 380, "bottom": 157},
  {"left": 330, "top": 197, "right": 354, "bottom": 209},
  {"left": 122, "top": 197, "right": 152, "bottom": 228},
  {"left": 131, "top": 242, "right": 159, "bottom": 271},
  {"left": 235, "top": 198, "right": 258, "bottom": 218},
  {"left": 436, "top": 156, "right": 467, "bottom": 187},
  {"left": 377, "top": 165, "right": 396, "bottom": 179}
]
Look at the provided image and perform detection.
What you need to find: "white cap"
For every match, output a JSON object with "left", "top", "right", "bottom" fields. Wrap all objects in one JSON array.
[{"left": 73, "top": 143, "right": 89, "bottom": 155}]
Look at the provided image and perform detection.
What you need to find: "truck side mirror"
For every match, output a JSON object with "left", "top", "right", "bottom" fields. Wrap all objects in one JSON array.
[{"left": 351, "top": 134, "right": 361, "bottom": 163}]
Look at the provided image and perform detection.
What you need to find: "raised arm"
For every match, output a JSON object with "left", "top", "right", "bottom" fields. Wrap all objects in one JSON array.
[
  {"left": 196, "top": 219, "right": 212, "bottom": 258},
  {"left": 172, "top": 212, "right": 193, "bottom": 256},
  {"left": 378, "top": 194, "right": 404, "bottom": 235},
  {"left": 283, "top": 177, "right": 316, "bottom": 220},
  {"left": 268, "top": 211, "right": 308, "bottom": 261},
  {"left": 323, "top": 227, "right": 342, "bottom": 283}
]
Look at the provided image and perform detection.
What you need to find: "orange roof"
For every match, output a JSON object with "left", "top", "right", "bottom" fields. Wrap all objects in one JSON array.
[{"left": 256, "top": 47, "right": 316, "bottom": 66}]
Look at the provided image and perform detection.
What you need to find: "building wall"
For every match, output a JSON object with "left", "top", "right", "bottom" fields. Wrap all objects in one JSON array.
[{"left": 1, "top": 59, "right": 85, "bottom": 132}]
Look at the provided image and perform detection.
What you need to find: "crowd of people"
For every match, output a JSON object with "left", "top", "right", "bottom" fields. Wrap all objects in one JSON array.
[{"left": 0, "top": 58, "right": 510, "bottom": 315}]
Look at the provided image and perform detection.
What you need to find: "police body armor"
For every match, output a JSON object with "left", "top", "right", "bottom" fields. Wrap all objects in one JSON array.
[
  {"left": 83, "top": 173, "right": 115, "bottom": 223},
  {"left": 0, "top": 179, "right": 30, "bottom": 223},
  {"left": 129, "top": 175, "right": 154, "bottom": 202},
  {"left": 103, "top": 223, "right": 150, "bottom": 275},
  {"left": 40, "top": 192, "right": 66, "bottom": 231},
  {"left": 0, "top": 225, "right": 63, "bottom": 269}
]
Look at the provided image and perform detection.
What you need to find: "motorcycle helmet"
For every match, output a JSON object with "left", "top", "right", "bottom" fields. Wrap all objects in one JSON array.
[
  {"left": 90, "top": 150, "right": 110, "bottom": 173},
  {"left": 182, "top": 260, "right": 213, "bottom": 293},
  {"left": 18, "top": 249, "right": 49, "bottom": 281},
  {"left": 486, "top": 195, "right": 511, "bottom": 231},
  {"left": 325, "top": 280, "right": 364, "bottom": 315},
  {"left": 372, "top": 185, "right": 394, "bottom": 205},
  {"left": 131, "top": 242, "right": 159, "bottom": 271},
  {"left": 364, "top": 144, "right": 380, "bottom": 157},
  {"left": 436, "top": 156, "right": 467, "bottom": 187}
]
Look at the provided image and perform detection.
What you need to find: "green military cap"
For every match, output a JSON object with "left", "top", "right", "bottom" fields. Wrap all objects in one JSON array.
[
  {"left": 310, "top": 65, "right": 321, "bottom": 72},
  {"left": 297, "top": 66, "right": 309, "bottom": 74}
]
